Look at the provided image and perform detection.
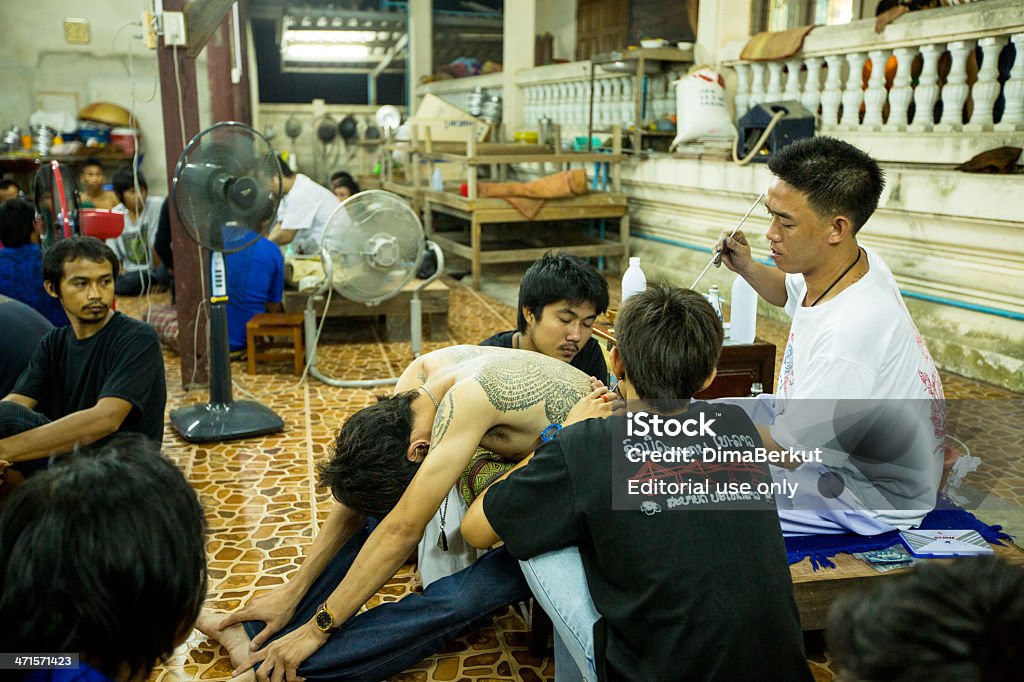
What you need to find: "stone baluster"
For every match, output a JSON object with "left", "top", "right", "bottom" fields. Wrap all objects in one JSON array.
[
  {"left": 561, "top": 83, "right": 572, "bottom": 127},
  {"left": 862, "top": 49, "right": 891, "bottom": 129},
  {"left": 749, "top": 62, "right": 767, "bottom": 109},
  {"left": 936, "top": 40, "right": 975, "bottom": 130},
  {"left": 800, "top": 57, "right": 824, "bottom": 117},
  {"left": 966, "top": 35, "right": 1010, "bottom": 131},
  {"left": 996, "top": 33, "right": 1024, "bottom": 131},
  {"left": 609, "top": 78, "right": 622, "bottom": 128},
  {"left": 562, "top": 81, "right": 574, "bottom": 127},
  {"left": 734, "top": 63, "right": 752, "bottom": 118},
  {"left": 884, "top": 47, "right": 918, "bottom": 130},
  {"left": 622, "top": 77, "right": 634, "bottom": 128},
  {"left": 909, "top": 44, "right": 943, "bottom": 130},
  {"left": 580, "top": 80, "right": 592, "bottom": 133},
  {"left": 601, "top": 80, "right": 613, "bottom": 128},
  {"left": 784, "top": 58, "right": 803, "bottom": 101},
  {"left": 578, "top": 80, "right": 589, "bottom": 127},
  {"left": 839, "top": 51, "right": 868, "bottom": 128},
  {"left": 766, "top": 61, "right": 785, "bottom": 102},
  {"left": 820, "top": 55, "right": 844, "bottom": 128}
]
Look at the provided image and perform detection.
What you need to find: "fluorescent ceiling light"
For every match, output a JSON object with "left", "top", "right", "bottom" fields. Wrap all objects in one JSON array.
[
  {"left": 283, "top": 43, "right": 371, "bottom": 61},
  {"left": 285, "top": 29, "right": 379, "bottom": 44}
]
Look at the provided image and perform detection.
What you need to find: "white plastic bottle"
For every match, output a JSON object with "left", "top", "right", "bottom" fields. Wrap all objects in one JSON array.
[
  {"left": 431, "top": 166, "right": 444, "bottom": 192},
  {"left": 620, "top": 257, "right": 647, "bottom": 304},
  {"left": 707, "top": 285, "right": 723, "bottom": 323},
  {"left": 730, "top": 275, "right": 758, "bottom": 344}
]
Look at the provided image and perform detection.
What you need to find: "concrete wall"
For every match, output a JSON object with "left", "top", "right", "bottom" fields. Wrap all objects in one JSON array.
[
  {"left": 0, "top": 0, "right": 213, "bottom": 197},
  {"left": 616, "top": 158, "right": 1024, "bottom": 391}
]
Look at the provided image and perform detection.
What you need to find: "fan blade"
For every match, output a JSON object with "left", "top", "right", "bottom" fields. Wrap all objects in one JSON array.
[{"left": 173, "top": 122, "right": 281, "bottom": 253}]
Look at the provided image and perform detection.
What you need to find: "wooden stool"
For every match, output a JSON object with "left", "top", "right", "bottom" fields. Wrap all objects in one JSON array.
[{"left": 246, "top": 312, "right": 304, "bottom": 376}]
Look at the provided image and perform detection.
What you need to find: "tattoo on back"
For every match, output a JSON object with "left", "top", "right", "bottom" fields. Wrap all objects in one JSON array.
[
  {"left": 438, "top": 346, "right": 485, "bottom": 363},
  {"left": 430, "top": 391, "right": 456, "bottom": 448},
  {"left": 475, "top": 358, "right": 589, "bottom": 423}
]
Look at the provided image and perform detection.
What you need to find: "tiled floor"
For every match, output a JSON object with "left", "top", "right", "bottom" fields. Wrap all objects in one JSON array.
[{"left": 120, "top": 267, "right": 1021, "bottom": 682}]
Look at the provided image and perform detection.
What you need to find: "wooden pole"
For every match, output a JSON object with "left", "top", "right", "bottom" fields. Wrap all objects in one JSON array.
[
  {"left": 206, "top": 0, "right": 252, "bottom": 125},
  {"left": 158, "top": 0, "right": 206, "bottom": 386}
]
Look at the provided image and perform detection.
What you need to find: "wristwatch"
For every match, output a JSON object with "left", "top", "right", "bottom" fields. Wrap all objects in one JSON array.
[{"left": 314, "top": 603, "right": 338, "bottom": 633}]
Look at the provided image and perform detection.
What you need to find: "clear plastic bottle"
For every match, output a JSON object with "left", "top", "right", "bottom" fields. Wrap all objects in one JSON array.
[
  {"left": 620, "top": 257, "right": 647, "bottom": 304},
  {"left": 431, "top": 167, "right": 444, "bottom": 192},
  {"left": 730, "top": 275, "right": 758, "bottom": 345}
]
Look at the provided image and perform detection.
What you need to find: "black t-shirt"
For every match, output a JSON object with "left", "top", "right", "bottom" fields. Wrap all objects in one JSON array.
[
  {"left": 0, "top": 298, "right": 53, "bottom": 397},
  {"left": 479, "top": 331, "right": 608, "bottom": 381},
  {"left": 13, "top": 312, "right": 167, "bottom": 443},
  {"left": 485, "top": 402, "right": 811, "bottom": 682}
]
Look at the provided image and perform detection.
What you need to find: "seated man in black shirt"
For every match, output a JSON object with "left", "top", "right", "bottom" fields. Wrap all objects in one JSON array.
[
  {"left": 0, "top": 237, "right": 166, "bottom": 482},
  {"left": 480, "top": 252, "right": 609, "bottom": 382},
  {"left": 464, "top": 285, "right": 812, "bottom": 682}
]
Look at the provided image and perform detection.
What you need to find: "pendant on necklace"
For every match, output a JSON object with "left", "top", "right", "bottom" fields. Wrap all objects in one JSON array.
[{"left": 437, "top": 529, "right": 449, "bottom": 551}]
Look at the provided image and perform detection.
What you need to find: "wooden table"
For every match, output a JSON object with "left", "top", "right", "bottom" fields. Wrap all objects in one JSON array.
[
  {"left": 789, "top": 540, "right": 1024, "bottom": 630},
  {"left": 424, "top": 190, "right": 630, "bottom": 290},
  {"left": 592, "top": 325, "right": 775, "bottom": 398}
]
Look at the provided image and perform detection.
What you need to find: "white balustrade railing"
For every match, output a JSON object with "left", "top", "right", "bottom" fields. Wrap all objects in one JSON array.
[
  {"left": 725, "top": 0, "right": 1024, "bottom": 137},
  {"left": 417, "top": 59, "right": 690, "bottom": 141}
]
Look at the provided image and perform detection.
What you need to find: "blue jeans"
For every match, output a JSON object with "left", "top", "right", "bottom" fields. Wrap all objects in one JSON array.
[
  {"left": 520, "top": 546, "right": 599, "bottom": 682},
  {"left": 243, "top": 521, "right": 530, "bottom": 681},
  {"left": 116, "top": 265, "right": 170, "bottom": 296},
  {"left": 0, "top": 401, "right": 51, "bottom": 477}
]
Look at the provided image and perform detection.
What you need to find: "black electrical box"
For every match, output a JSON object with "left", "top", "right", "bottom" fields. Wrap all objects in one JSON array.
[{"left": 736, "top": 101, "right": 815, "bottom": 163}]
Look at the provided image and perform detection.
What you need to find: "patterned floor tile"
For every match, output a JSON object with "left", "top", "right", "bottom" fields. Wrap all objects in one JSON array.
[{"left": 116, "top": 269, "right": 1019, "bottom": 682}]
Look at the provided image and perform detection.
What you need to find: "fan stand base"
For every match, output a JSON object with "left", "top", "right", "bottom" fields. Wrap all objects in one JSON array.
[{"left": 170, "top": 401, "right": 285, "bottom": 443}]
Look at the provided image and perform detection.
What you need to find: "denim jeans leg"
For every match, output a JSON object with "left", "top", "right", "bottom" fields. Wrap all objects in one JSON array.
[
  {"left": 296, "top": 546, "right": 530, "bottom": 681},
  {"left": 115, "top": 271, "right": 145, "bottom": 296},
  {"left": 520, "top": 546, "right": 600, "bottom": 682},
  {"left": 554, "top": 630, "right": 588, "bottom": 682},
  {"left": 241, "top": 519, "right": 378, "bottom": 644}
]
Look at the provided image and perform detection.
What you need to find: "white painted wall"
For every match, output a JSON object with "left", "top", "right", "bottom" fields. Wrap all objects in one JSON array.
[
  {"left": 0, "top": 0, "right": 213, "bottom": 196},
  {"left": 537, "top": 0, "right": 577, "bottom": 63}
]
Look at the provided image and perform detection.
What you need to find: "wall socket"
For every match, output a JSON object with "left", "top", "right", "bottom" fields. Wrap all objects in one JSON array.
[{"left": 163, "top": 11, "right": 187, "bottom": 47}]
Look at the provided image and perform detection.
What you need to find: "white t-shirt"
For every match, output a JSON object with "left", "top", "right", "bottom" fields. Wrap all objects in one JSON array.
[
  {"left": 771, "top": 246, "right": 945, "bottom": 529},
  {"left": 276, "top": 174, "right": 339, "bottom": 249},
  {"left": 109, "top": 196, "right": 164, "bottom": 273},
  {"left": 417, "top": 486, "right": 484, "bottom": 588}
]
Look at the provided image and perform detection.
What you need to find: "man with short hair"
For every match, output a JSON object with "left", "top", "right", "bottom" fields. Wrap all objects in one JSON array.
[
  {"left": 201, "top": 345, "right": 616, "bottom": 680},
  {"left": 0, "top": 435, "right": 208, "bottom": 682},
  {"left": 0, "top": 179, "right": 23, "bottom": 202},
  {"left": 110, "top": 167, "right": 169, "bottom": 295},
  {"left": 268, "top": 157, "right": 340, "bottom": 252},
  {"left": 78, "top": 157, "right": 119, "bottom": 209},
  {"left": 718, "top": 136, "right": 944, "bottom": 535},
  {"left": 0, "top": 237, "right": 166, "bottom": 481},
  {"left": 827, "top": 557, "right": 1024, "bottom": 682},
  {"left": 328, "top": 170, "right": 360, "bottom": 201},
  {"left": 480, "top": 252, "right": 609, "bottom": 381},
  {"left": 463, "top": 285, "right": 813, "bottom": 682}
]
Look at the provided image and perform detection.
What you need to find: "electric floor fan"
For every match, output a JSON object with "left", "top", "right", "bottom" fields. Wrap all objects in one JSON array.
[
  {"left": 304, "top": 190, "right": 444, "bottom": 388},
  {"left": 169, "top": 121, "right": 285, "bottom": 442}
]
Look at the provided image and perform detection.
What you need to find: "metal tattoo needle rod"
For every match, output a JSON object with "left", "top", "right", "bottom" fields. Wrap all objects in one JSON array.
[{"left": 690, "top": 191, "right": 766, "bottom": 291}]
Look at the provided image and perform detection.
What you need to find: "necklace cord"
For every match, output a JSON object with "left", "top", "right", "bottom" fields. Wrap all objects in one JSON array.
[{"left": 809, "top": 248, "right": 862, "bottom": 307}]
